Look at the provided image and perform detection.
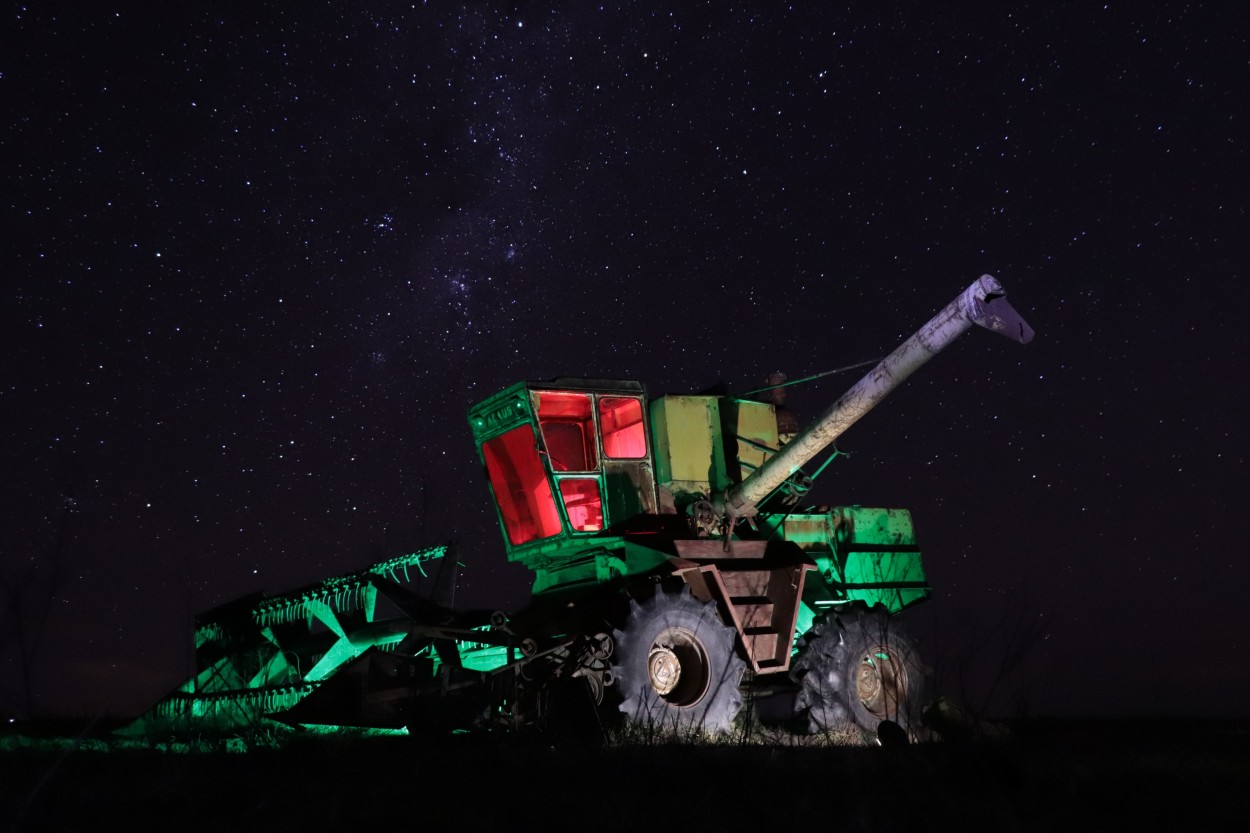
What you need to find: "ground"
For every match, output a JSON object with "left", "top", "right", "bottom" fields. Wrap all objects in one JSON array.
[{"left": 3, "top": 720, "right": 1248, "bottom": 831}]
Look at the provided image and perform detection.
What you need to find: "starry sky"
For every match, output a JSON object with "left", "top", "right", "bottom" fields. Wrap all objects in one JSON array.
[{"left": 3, "top": 3, "right": 1246, "bottom": 720}]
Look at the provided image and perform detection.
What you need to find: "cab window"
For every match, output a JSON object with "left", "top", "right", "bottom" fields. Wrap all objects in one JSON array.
[
  {"left": 537, "top": 391, "right": 598, "bottom": 471},
  {"left": 558, "top": 478, "right": 604, "bottom": 532},
  {"left": 481, "top": 425, "right": 562, "bottom": 545},
  {"left": 600, "top": 396, "right": 647, "bottom": 459}
]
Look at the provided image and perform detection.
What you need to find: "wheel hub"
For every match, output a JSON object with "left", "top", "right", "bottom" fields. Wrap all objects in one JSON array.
[
  {"left": 857, "top": 647, "right": 906, "bottom": 719},
  {"left": 648, "top": 647, "right": 681, "bottom": 695},
  {"left": 644, "top": 626, "right": 711, "bottom": 707}
]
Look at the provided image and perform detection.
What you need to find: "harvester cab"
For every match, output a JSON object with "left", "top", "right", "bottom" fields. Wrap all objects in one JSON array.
[{"left": 469, "top": 380, "right": 658, "bottom": 551}]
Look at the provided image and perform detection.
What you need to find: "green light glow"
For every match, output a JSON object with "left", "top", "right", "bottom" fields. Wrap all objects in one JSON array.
[{"left": 792, "top": 603, "right": 816, "bottom": 654}]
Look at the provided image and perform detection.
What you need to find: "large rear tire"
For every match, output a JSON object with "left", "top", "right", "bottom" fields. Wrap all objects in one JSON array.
[
  {"left": 791, "top": 605, "right": 924, "bottom": 735},
  {"left": 611, "top": 588, "right": 745, "bottom": 733}
]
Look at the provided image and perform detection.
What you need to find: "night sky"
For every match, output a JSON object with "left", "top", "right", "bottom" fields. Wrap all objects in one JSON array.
[{"left": 3, "top": 3, "right": 1246, "bottom": 721}]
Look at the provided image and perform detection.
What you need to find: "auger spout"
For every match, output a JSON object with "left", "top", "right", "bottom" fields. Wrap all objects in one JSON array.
[{"left": 721, "top": 275, "right": 1033, "bottom": 518}]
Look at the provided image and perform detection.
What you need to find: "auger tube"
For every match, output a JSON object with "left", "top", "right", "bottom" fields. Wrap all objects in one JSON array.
[{"left": 722, "top": 274, "right": 1033, "bottom": 518}]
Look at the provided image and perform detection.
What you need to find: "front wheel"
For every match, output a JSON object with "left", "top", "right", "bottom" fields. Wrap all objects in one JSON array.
[
  {"left": 611, "top": 588, "right": 745, "bottom": 733},
  {"left": 791, "top": 605, "right": 925, "bottom": 735}
]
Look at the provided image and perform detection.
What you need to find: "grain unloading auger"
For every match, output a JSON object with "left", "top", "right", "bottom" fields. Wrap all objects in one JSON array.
[
  {"left": 721, "top": 274, "right": 1034, "bottom": 520},
  {"left": 132, "top": 275, "right": 1031, "bottom": 738}
]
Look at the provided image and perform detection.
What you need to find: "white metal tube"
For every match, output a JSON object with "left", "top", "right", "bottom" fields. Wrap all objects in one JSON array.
[{"left": 724, "top": 275, "right": 1024, "bottom": 516}]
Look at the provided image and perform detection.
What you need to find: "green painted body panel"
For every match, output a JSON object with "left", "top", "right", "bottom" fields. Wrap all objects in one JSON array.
[
  {"left": 467, "top": 381, "right": 539, "bottom": 568},
  {"left": 524, "top": 537, "right": 673, "bottom": 596},
  {"left": 792, "top": 602, "right": 817, "bottom": 653},
  {"left": 467, "top": 381, "right": 533, "bottom": 443},
  {"left": 762, "top": 506, "right": 928, "bottom": 613},
  {"left": 435, "top": 634, "right": 511, "bottom": 674}
]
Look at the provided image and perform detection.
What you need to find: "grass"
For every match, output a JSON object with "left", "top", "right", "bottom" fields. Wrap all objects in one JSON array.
[
  {"left": 4, "top": 718, "right": 1249, "bottom": 832},
  {"left": 603, "top": 712, "right": 868, "bottom": 748}
]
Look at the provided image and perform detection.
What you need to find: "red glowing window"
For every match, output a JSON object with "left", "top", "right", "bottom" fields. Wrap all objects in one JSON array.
[
  {"left": 537, "top": 391, "right": 598, "bottom": 471},
  {"left": 599, "top": 397, "right": 647, "bottom": 459},
  {"left": 482, "top": 425, "right": 562, "bottom": 545},
  {"left": 559, "top": 478, "right": 604, "bottom": 532}
]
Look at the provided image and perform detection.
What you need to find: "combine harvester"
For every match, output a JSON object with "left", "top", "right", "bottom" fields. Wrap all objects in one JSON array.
[{"left": 131, "top": 275, "right": 1032, "bottom": 740}]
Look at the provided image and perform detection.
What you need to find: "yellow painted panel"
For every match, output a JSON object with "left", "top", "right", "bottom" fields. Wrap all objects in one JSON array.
[
  {"left": 650, "top": 395, "right": 724, "bottom": 493},
  {"left": 728, "top": 399, "right": 778, "bottom": 481}
]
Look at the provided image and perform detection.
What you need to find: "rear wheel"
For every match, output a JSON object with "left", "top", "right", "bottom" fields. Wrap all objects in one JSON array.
[
  {"left": 791, "top": 605, "right": 924, "bottom": 735},
  {"left": 611, "top": 588, "right": 745, "bottom": 733}
]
